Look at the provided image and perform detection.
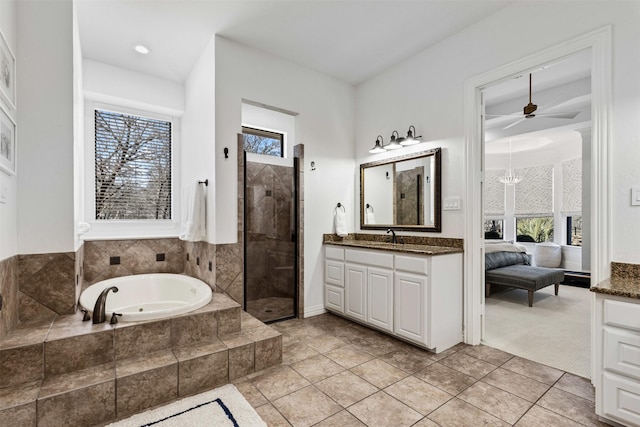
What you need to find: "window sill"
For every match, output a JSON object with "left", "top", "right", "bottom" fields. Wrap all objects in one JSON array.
[{"left": 80, "top": 220, "right": 180, "bottom": 241}]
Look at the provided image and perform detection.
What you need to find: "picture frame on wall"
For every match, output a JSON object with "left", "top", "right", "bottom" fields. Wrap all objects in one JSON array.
[
  {"left": 0, "top": 27, "right": 16, "bottom": 110},
  {"left": 0, "top": 102, "right": 16, "bottom": 175}
]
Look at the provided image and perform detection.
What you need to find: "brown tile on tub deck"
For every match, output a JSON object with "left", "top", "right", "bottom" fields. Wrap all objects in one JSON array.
[
  {"left": 115, "top": 350, "right": 178, "bottom": 417},
  {"left": 172, "top": 339, "right": 229, "bottom": 397},
  {"left": 0, "top": 343, "right": 44, "bottom": 387},
  {"left": 170, "top": 310, "right": 217, "bottom": 347},
  {"left": 0, "top": 380, "right": 40, "bottom": 427},
  {"left": 44, "top": 329, "right": 114, "bottom": 376},
  {"left": 114, "top": 319, "right": 171, "bottom": 360}
]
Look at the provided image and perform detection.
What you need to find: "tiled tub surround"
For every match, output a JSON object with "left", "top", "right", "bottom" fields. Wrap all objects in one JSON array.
[
  {"left": 0, "top": 293, "right": 282, "bottom": 426},
  {"left": 0, "top": 256, "right": 19, "bottom": 341}
]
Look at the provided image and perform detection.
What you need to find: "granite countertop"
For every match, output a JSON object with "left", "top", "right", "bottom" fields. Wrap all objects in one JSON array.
[
  {"left": 590, "top": 277, "right": 640, "bottom": 299},
  {"left": 324, "top": 240, "right": 463, "bottom": 256}
]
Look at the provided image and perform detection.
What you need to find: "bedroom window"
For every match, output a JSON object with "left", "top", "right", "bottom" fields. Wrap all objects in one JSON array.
[
  {"left": 94, "top": 108, "right": 173, "bottom": 220},
  {"left": 516, "top": 216, "right": 554, "bottom": 243},
  {"left": 242, "top": 126, "right": 283, "bottom": 157},
  {"left": 484, "top": 219, "right": 504, "bottom": 239}
]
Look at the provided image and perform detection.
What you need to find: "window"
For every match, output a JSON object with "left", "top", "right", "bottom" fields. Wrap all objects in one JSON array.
[
  {"left": 567, "top": 216, "right": 582, "bottom": 246},
  {"left": 516, "top": 217, "right": 554, "bottom": 243},
  {"left": 484, "top": 219, "right": 504, "bottom": 239},
  {"left": 94, "top": 109, "right": 172, "bottom": 220},
  {"left": 242, "top": 126, "right": 283, "bottom": 157}
]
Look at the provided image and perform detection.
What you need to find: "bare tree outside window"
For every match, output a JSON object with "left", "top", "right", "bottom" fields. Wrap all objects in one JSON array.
[
  {"left": 95, "top": 109, "right": 172, "bottom": 220},
  {"left": 242, "top": 126, "right": 283, "bottom": 157}
]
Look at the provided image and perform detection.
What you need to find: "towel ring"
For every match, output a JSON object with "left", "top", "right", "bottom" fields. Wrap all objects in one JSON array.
[
  {"left": 336, "top": 202, "right": 345, "bottom": 212},
  {"left": 366, "top": 203, "right": 374, "bottom": 212}
]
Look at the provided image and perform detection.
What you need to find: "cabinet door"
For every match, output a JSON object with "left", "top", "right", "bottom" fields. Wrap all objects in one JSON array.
[
  {"left": 325, "top": 285, "right": 344, "bottom": 314},
  {"left": 367, "top": 268, "right": 393, "bottom": 332},
  {"left": 345, "top": 263, "right": 367, "bottom": 322},
  {"left": 603, "top": 372, "right": 640, "bottom": 426},
  {"left": 394, "top": 272, "right": 427, "bottom": 345},
  {"left": 325, "top": 260, "right": 344, "bottom": 287}
]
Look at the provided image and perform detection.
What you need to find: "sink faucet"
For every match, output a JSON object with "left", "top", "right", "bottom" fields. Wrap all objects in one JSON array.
[
  {"left": 92, "top": 286, "right": 118, "bottom": 324},
  {"left": 386, "top": 228, "right": 397, "bottom": 244}
]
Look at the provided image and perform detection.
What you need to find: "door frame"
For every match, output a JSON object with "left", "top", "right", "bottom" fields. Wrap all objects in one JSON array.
[{"left": 462, "top": 26, "right": 612, "bottom": 375}]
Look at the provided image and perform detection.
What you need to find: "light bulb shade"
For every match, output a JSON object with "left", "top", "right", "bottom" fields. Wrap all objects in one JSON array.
[
  {"left": 385, "top": 131, "right": 402, "bottom": 150},
  {"left": 369, "top": 135, "right": 386, "bottom": 153},
  {"left": 499, "top": 173, "right": 522, "bottom": 185},
  {"left": 400, "top": 125, "right": 422, "bottom": 146}
]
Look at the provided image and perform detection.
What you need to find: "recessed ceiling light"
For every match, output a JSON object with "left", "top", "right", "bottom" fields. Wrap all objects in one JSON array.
[{"left": 133, "top": 44, "right": 150, "bottom": 55}]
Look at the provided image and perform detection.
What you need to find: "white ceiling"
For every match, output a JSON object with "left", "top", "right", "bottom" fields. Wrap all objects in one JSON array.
[{"left": 75, "top": 0, "right": 513, "bottom": 85}]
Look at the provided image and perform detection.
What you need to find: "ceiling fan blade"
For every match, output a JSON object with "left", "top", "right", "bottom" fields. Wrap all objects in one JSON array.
[
  {"left": 533, "top": 111, "right": 580, "bottom": 119},
  {"left": 503, "top": 118, "right": 526, "bottom": 130}
]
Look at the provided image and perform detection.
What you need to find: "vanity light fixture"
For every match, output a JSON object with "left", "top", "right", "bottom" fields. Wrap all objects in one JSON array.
[
  {"left": 133, "top": 44, "right": 151, "bottom": 55},
  {"left": 385, "top": 131, "right": 402, "bottom": 150},
  {"left": 369, "top": 135, "right": 386, "bottom": 153},
  {"left": 400, "top": 125, "right": 422, "bottom": 146}
]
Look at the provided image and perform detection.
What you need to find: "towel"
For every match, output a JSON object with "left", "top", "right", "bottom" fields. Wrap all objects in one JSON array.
[
  {"left": 334, "top": 207, "right": 348, "bottom": 237},
  {"left": 179, "top": 183, "right": 206, "bottom": 242},
  {"left": 365, "top": 207, "right": 375, "bottom": 225}
]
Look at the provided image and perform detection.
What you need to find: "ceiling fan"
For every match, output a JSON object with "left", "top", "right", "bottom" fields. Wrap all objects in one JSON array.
[{"left": 485, "top": 73, "right": 581, "bottom": 130}]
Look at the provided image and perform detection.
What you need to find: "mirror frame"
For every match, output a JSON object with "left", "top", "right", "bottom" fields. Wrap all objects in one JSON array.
[{"left": 360, "top": 147, "right": 441, "bottom": 232}]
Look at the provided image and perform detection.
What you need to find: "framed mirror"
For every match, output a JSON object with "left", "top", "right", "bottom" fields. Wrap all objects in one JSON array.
[{"left": 360, "top": 148, "right": 441, "bottom": 232}]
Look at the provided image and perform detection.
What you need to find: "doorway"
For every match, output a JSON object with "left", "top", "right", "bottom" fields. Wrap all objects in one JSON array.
[{"left": 463, "top": 27, "right": 612, "bottom": 379}]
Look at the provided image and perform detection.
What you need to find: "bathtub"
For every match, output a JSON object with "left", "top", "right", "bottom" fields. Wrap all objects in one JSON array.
[{"left": 79, "top": 274, "right": 213, "bottom": 322}]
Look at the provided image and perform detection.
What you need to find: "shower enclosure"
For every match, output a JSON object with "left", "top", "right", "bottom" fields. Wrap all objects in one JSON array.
[{"left": 244, "top": 156, "right": 298, "bottom": 323}]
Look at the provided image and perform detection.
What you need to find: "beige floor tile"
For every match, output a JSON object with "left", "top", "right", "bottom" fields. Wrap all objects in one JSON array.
[
  {"left": 554, "top": 372, "right": 595, "bottom": 402},
  {"left": 379, "top": 348, "right": 436, "bottom": 373},
  {"left": 483, "top": 368, "right": 551, "bottom": 402},
  {"left": 291, "top": 354, "right": 344, "bottom": 383},
  {"left": 384, "top": 376, "right": 452, "bottom": 415},
  {"left": 515, "top": 404, "right": 584, "bottom": 427},
  {"left": 502, "top": 356, "right": 564, "bottom": 385},
  {"left": 412, "top": 417, "right": 440, "bottom": 427},
  {"left": 350, "top": 359, "right": 408, "bottom": 388},
  {"left": 324, "top": 345, "right": 374, "bottom": 369},
  {"left": 414, "top": 363, "right": 476, "bottom": 395},
  {"left": 302, "top": 334, "right": 348, "bottom": 354},
  {"left": 428, "top": 398, "right": 510, "bottom": 427},
  {"left": 537, "top": 387, "right": 607, "bottom": 427},
  {"left": 255, "top": 402, "right": 292, "bottom": 427},
  {"left": 347, "top": 333, "right": 400, "bottom": 356},
  {"left": 315, "top": 370, "right": 378, "bottom": 407},
  {"left": 272, "top": 386, "right": 342, "bottom": 427},
  {"left": 458, "top": 381, "right": 532, "bottom": 424},
  {"left": 439, "top": 351, "right": 499, "bottom": 379},
  {"left": 234, "top": 379, "right": 268, "bottom": 407},
  {"left": 250, "top": 365, "right": 310, "bottom": 401},
  {"left": 282, "top": 340, "right": 320, "bottom": 365},
  {"left": 348, "top": 391, "right": 423, "bottom": 427},
  {"left": 314, "top": 410, "right": 367, "bottom": 426},
  {"left": 460, "top": 344, "right": 514, "bottom": 366}
]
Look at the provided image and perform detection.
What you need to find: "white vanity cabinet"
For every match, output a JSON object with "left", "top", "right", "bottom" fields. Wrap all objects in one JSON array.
[
  {"left": 594, "top": 294, "right": 640, "bottom": 427},
  {"left": 324, "top": 244, "right": 463, "bottom": 353}
]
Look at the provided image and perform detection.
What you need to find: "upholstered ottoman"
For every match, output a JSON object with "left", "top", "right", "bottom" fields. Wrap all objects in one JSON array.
[{"left": 485, "top": 264, "right": 565, "bottom": 307}]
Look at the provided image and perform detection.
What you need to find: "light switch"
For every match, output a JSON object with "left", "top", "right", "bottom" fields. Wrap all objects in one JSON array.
[
  {"left": 444, "top": 196, "right": 461, "bottom": 210},
  {"left": 632, "top": 187, "right": 640, "bottom": 206}
]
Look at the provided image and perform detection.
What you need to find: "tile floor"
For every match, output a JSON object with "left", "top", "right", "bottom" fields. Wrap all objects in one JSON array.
[{"left": 234, "top": 313, "right": 607, "bottom": 427}]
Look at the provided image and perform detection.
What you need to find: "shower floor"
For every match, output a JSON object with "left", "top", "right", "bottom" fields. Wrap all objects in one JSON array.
[{"left": 246, "top": 297, "right": 295, "bottom": 322}]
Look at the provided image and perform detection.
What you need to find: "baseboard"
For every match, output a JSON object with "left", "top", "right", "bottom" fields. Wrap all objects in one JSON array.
[{"left": 304, "top": 304, "right": 327, "bottom": 318}]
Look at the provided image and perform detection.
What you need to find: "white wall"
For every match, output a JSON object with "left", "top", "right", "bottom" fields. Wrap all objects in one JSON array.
[
  {"left": 356, "top": 1, "right": 640, "bottom": 264},
  {"left": 72, "top": 3, "right": 84, "bottom": 250},
  {"left": 17, "top": 0, "right": 75, "bottom": 254},
  {"left": 0, "top": 0, "right": 16, "bottom": 260},
  {"left": 182, "top": 36, "right": 216, "bottom": 243},
  {"left": 215, "top": 36, "right": 355, "bottom": 315}
]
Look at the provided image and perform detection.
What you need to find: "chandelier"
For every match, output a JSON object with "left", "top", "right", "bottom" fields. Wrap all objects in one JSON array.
[{"left": 499, "top": 139, "right": 522, "bottom": 185}]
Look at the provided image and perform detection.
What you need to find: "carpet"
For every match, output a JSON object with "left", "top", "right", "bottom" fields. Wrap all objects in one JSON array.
[
  {"left": 106, "top": 384, "right": 267, "bottom": 427},
  {"left": 483, "top": 284, "right": 591, "bottom": 378}
]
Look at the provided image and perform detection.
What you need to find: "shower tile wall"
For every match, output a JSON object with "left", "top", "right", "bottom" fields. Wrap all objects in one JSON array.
[
  {"left": 245, "top": 162, "right": 295, "bottom": 302},
  {"left": 0, "top": 256, "right": 19, "bottom": 341},
  {"left": 83, "top": 239, "right": 184, "bottom": 286},
  {"left": 184, "top": 240, "right": 217, "bottom": 290},
  {"left": 396, "top": 167, "right": 424, "bottom": 226}
]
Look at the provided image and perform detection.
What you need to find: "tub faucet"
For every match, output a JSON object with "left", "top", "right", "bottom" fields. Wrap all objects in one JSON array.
[
  {"left": 386, "top": 228, "right": 397, "bottom": 244},
  {"left": 92, "top": 286, "right": 118, "bottom": 324}
]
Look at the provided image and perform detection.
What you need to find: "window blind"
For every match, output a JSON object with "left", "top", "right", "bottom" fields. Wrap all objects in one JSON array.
[
  {"left": 94, "top": 109, "right": 172, "bottom": 220},
  {"left": 484, "top": 169, "right": 506, "bottom": 217},
  {"left": 514, "top": 164, "right": 553, "bottom": 217},
  {"left": 562, "top": 157, "right": 582, "bottom": 215}
]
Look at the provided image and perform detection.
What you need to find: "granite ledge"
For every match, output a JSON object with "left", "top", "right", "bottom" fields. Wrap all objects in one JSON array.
[
  {"left": 324, "top": 240, "right": 463, "bottom": 256},
  {"left": 590, "top": 277, "right": 640, "bottom": 300}
]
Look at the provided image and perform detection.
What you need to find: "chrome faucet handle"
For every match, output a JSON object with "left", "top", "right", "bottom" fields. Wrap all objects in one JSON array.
[
  {"left": 80, "top": 309, "right": 91, "bottom": 322},
  {"left": 110, "top": 313, "right": 122, "bottom": 325}
]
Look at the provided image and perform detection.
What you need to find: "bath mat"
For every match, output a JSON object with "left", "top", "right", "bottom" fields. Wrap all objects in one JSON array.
[{"left": 106, "top": 384, "right": 266, "bottom": 427}]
